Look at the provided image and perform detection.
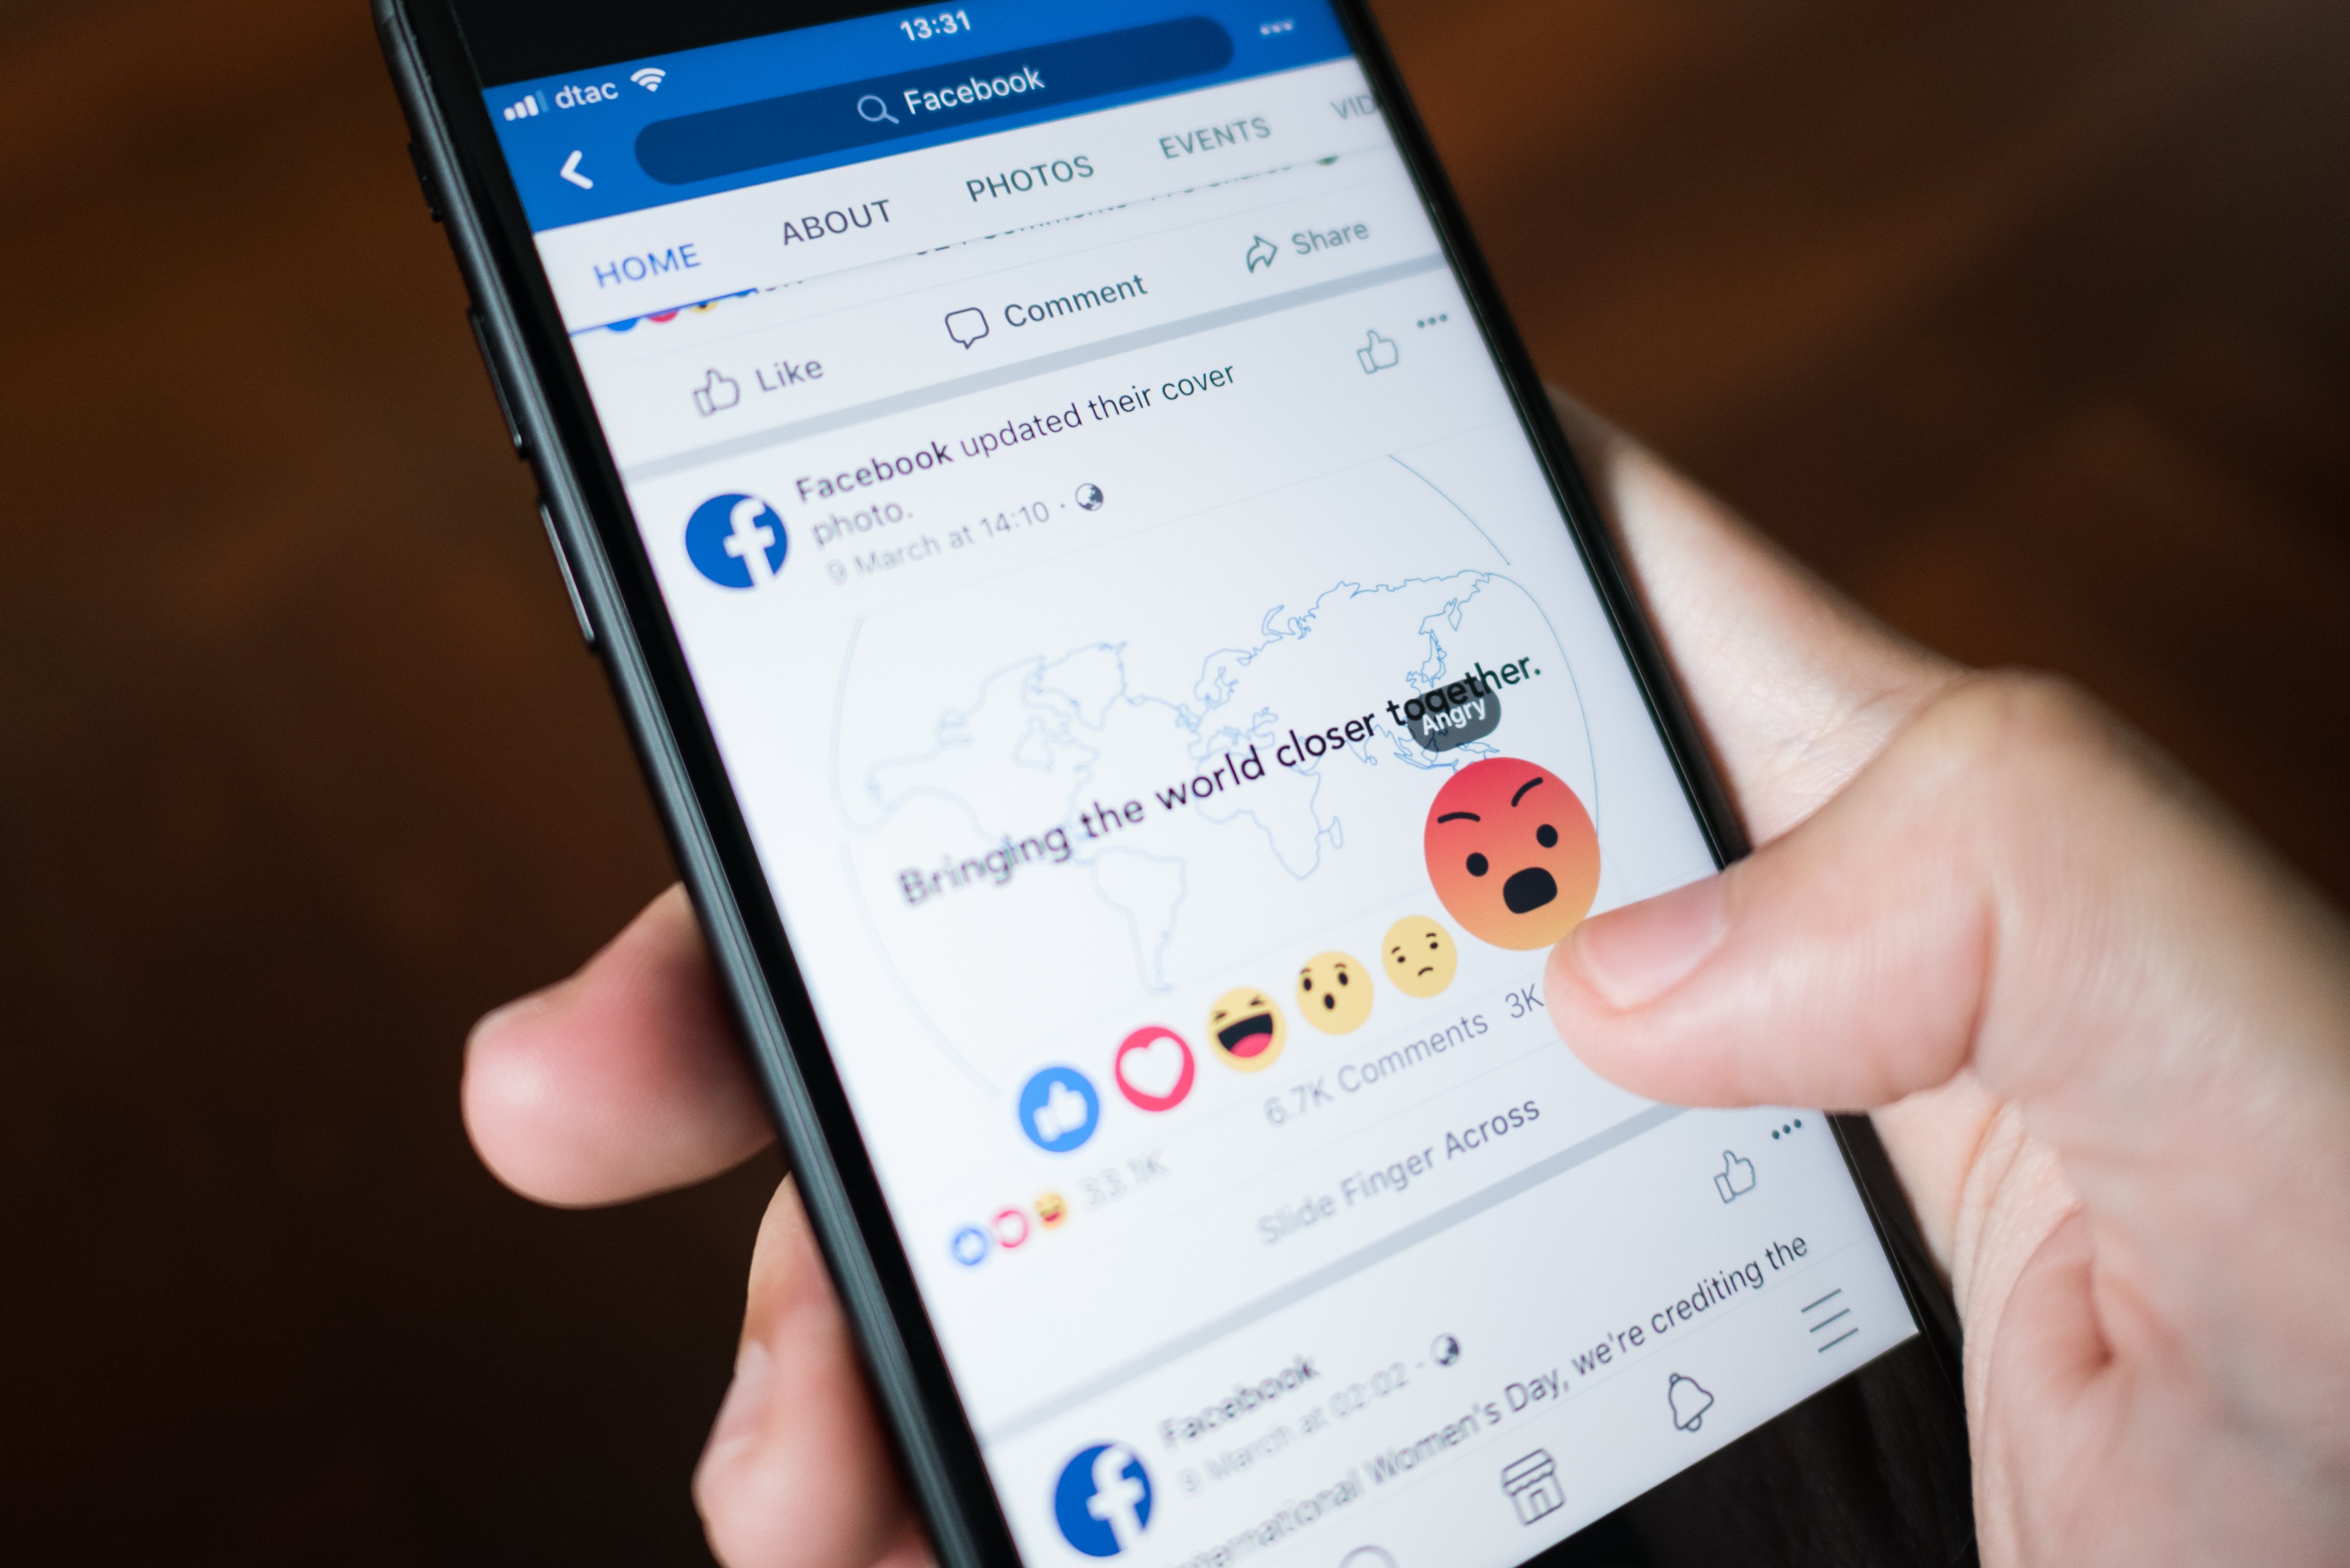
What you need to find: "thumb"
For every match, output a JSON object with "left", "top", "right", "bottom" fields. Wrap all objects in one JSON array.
[
  {"left": 694, "top": 1180, "right": 927, "bottom": 1568},
  {"left": 1543, "top": 674, "right": 2350, "bottom": 1534},
  {"left": 1543, "top": 672, "right": 2350, "bottom": 1311},
  {"left": 1544, "top": 687, "right": 2001, "bottom": 1115}
]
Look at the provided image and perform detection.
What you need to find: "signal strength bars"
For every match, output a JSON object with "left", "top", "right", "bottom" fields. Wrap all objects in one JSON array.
[{"left": 501, "top": 91, "right": 549, "bottom": 121}]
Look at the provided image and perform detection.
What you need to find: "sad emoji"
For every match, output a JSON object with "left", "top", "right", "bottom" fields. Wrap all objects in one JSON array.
[{"left": 1382, "top": 916, "right": 1459, "bottom": 997}]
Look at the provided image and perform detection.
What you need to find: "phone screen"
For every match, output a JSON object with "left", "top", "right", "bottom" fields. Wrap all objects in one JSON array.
[{"left": 478, "top": 3, "right": 1920, "bottom": 1560}]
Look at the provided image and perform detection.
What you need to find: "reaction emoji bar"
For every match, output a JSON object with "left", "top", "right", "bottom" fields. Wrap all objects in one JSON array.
[
  {"left": 1298, "top": 951, "right": 1374, "bottom": 1033},
  {"left": 1423, "top": 757, "right": 1600, "bottom": 949},
  {"left": 1207, "top": 988, "right": 1286, "bottom": 1071},
  {"left": 1382, "top": 915, "right": 1459, "bottom": 997}
]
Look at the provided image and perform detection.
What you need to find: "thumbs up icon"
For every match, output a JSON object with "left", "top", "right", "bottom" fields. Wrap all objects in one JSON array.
[
  {"left": 1356, "top": 329, "right": 1399, "bottom": 374},
  {"left": 1032, "top": 1081, "right": 1090, "bottom": 1144},
  {"left": 691, "top": 368, "right": 741, "bottom": 417},
  {"left": 1713, "top": 1149, "right": 1756, "bottom": 1204}
]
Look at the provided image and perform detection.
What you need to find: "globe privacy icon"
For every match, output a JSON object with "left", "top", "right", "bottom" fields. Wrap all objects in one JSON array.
[{"left": 685, "top": 494, "right": 787, "bottom": 587}]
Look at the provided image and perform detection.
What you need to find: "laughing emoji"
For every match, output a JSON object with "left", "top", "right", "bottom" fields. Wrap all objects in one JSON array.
[
  {"left": 1207, "top": 988, "right": 1286, "bottom": 1071},
  {"left": 1424, "top": 757, "right": 1600, "bottom": 949}
]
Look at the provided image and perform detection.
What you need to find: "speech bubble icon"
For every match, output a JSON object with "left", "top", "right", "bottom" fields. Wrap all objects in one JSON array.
[{"left": 944, "top": 307, "right": 990, "bottom": 348}]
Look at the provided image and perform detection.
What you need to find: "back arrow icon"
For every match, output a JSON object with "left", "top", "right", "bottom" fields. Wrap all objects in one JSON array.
[{"left": 560, "top": 150, "right": 593, "bottom": 189}]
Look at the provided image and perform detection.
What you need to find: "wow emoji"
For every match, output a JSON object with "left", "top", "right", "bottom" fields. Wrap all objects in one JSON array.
[
  {"left": 1382, "top": 916, "right": 1459, "bottom": 997},
  {"left": 1207, "top": 988, "right": 1286, "bottom": 1071},
  {"left": 1423, "top": 758, "right": 1599, "bottom": 949},
  {"left": 1297, "top": 951, "right": 1374, "bottom": 1034}
]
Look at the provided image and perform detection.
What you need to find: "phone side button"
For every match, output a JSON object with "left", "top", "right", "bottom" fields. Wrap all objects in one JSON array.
[
  {"left": 468, "top": 309, "right": 527, "bottom": 458},
  {"left": 405, "top": 141, "right": 445, "bottom": 224},
  {"left": 537, "top": 497, "right": 598, "bottom": 651}
]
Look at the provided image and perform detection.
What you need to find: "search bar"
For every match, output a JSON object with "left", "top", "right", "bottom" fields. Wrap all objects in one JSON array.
[{"left": 636, "top": 17, "right": 1235, "bottom": 187}]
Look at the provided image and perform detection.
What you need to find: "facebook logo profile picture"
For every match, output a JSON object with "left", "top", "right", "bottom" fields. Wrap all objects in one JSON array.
[
  {"left": 1052, "top": 1443, "right": 1152, "bottom": 1557},
  {"left": 685, "top": 493, "right": 788, "bottom": 587}
]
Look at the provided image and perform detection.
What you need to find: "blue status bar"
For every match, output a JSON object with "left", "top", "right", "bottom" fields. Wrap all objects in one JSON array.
[{"left": 484, "top": 1, "right": 1351, "bottom": 231}]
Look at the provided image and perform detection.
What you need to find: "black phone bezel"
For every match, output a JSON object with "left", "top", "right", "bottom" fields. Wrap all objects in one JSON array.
[{"left": 371, "top": 2, "right": 1973, "bottom": 1561}]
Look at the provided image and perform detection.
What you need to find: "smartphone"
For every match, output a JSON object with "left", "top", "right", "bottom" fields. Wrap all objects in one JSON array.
[{"left": 377, "top": 2, "right": 1973, "bottom": 1562}]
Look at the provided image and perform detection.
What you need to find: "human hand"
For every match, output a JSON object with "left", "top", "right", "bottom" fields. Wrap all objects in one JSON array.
[
  {"left": 1547, "top": 411, "right": 2350, "bottom": 1561},
  {"left": 460, "top": 880, "right": 926, "bottom": 1568},
  {"left": 462, "top": 401, "right": 2350, "bottom": 1565}
]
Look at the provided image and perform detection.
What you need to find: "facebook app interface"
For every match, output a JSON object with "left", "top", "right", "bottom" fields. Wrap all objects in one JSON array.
[{"left": 488, "top": 4, "right": 1917, "bottom": 1562}]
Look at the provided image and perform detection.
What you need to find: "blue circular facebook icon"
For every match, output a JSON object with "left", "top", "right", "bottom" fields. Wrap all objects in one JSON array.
[
  {"left": 1017, "top": 1066, "right": 1100, "bottom": 1154},
  {"left": 949, "top": 1225, "right": 991, "bottom": 1267},
  {"left": 684, "top": 493, "right": 787, "bottom": 587},
  {"left": 1053, "top": 1443, "right": 1152, "bottom": 1557}
]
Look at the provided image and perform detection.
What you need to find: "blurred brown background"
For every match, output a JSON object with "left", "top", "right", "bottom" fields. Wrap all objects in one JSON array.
[{"left": 4, "top": 0, "right": 2345, "bottom": 1561}]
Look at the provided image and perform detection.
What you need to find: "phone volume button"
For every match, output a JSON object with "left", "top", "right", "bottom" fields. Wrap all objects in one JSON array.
[
  {"left": 537, "top": 497, "right": 598, "bottom": 650},
  {"left": 467, "top": 309, "right": 528, "bottom": 459},
  {"left": 405, "top": 141, "right": 445, "bottom": 224}
]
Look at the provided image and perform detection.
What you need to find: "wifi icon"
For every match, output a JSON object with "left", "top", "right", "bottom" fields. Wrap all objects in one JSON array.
[{"left": 631, "top": 67, "right": 667, "bottom": 92}]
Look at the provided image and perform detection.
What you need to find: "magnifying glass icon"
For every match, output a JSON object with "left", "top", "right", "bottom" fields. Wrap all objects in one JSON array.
[{"left": 857, "top": 94, "right": 900, "bottom": 125}]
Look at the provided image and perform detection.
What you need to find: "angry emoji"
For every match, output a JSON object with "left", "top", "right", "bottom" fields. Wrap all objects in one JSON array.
[{"left": 1424, "top": 758, "right": 1600, "bottom": 949}]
